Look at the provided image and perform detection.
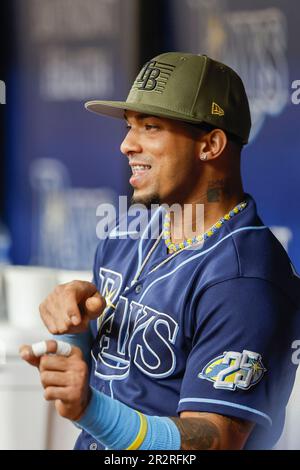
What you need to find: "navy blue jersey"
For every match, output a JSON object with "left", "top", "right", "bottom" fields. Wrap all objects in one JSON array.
[{"left": 75, "top": 194, "right": 300, "bottom": 450}]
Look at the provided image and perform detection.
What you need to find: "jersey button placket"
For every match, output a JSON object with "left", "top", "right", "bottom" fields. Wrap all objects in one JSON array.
[
  {"left": 135, "top": 284, "right": 143, "bottom": 294},
  {"left": 89, "top": 442, "right": 98, "bottom": 450}
]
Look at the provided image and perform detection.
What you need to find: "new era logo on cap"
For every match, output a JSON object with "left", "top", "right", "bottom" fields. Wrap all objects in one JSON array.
[
  {"left": 211, "top": 102, "right": 224, "bottom": 116},
  {"left": 132, "top": 60, "right": 176, "bottom": 93}
]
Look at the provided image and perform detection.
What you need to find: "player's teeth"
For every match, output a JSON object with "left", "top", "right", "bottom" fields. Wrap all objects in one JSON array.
[
  {"left": 132, "top": 165, "right": 151, "bottom": 173},
  {"left": 133, "top": 165, "right": 150, "bottom": 169}
]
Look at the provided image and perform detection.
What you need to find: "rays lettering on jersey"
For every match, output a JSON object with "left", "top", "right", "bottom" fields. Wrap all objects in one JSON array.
[{"left": 92, "top": 268, "right": 179, "bottom": 380}]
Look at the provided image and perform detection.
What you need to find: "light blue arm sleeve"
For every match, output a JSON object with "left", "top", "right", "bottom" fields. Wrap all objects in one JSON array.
[
  {"left": 75, "top": 387, "right": 181, "bottom": 450},
  {"left": 53, "top": 326, "right": 93, "bottom": 365}
]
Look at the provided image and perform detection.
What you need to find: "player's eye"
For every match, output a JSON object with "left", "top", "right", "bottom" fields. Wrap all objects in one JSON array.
[{"left": 145, "top": 124, "right": 159, "bottom": 130}]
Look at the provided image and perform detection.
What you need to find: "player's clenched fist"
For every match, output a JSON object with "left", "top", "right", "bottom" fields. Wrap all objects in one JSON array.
[
  {"left": 39, "top": 280, "right": 106, "bottom": 335},
  {"left": 20, "top": 340, "right": 91, "bottom": 421}
]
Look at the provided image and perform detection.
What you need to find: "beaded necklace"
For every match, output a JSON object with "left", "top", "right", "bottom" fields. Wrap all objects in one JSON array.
[
  {"left": 163, "top": 201, "right": 247, "bottom": 254},
  {"left": 131, "top": 200, "right": 248, "bottom": 284}
]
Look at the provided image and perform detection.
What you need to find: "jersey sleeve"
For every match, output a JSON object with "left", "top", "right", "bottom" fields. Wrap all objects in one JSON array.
[{"left": 177, "top": 277, "right": 298, "bottom": 430}]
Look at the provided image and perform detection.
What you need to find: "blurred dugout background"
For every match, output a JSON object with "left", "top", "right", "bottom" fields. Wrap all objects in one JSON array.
[{"left": 0, "top": 0, "right": 299, "bottom": 449}]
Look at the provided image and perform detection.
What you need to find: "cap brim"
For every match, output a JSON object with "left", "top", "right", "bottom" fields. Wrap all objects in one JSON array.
[{"left": 84, "top": 100, "right": 203, "bottom": 124}]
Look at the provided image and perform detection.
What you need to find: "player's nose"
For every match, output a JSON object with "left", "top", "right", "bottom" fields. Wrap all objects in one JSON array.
[{"left": 120, "top": 129, "right": 142, "bottom": 156}]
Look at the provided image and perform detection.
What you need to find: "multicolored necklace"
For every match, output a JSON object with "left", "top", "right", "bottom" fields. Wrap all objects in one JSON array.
[{"left": 163, "top": 200, "right": 247, "bottom": 254}]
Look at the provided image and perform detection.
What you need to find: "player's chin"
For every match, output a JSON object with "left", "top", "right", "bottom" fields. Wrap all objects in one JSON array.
[{"left": 131, "top": 189, "right": 161, "bottom": 208}]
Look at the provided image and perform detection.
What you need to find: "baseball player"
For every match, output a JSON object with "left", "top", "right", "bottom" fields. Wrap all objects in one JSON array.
[{"left": 20, "top": 52, "right": 300, "bottom": 450}]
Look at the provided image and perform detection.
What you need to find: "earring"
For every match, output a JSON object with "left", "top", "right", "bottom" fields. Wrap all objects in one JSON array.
[{"left": 200, "top": 153, "right": 207, "bottom": 161}]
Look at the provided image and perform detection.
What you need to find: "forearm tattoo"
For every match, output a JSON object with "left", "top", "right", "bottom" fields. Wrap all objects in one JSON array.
[
  {"left": 171, "top": 417, "right": 221, "bottom": 450},
  {"left": 170, "top": 415, "right": 253, "bottom": 450}
]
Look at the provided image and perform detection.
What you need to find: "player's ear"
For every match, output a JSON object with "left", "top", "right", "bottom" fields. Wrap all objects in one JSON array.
[{"left": 197, "top": 129, "right": 227, "bottom": 162}]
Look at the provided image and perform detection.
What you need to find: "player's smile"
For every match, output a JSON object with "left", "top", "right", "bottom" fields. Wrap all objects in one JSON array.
[{"left": 129, "top": 161, "right": 152, "bottom": 188}]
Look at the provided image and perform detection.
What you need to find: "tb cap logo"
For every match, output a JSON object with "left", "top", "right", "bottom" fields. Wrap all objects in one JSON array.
[{"left": 133, "top": 60, "right": 175, "bottom": 93}]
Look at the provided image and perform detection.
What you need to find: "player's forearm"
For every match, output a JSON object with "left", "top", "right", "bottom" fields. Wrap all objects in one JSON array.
[
  {"left": 74, "top": 387, "right": 252, "bottom": 450},
  {"left": 170, "top": 415, "right": 253, "bottom": 450}
]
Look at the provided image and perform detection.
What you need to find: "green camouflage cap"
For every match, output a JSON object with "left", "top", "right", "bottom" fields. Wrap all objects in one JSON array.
[{"left": 85, "top": 52, "right": 251, "bottom": 144}]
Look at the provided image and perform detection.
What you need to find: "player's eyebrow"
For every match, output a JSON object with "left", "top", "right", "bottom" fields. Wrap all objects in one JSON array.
[{"left": 124, "top": 112, "right": 157, "bottom": 122}]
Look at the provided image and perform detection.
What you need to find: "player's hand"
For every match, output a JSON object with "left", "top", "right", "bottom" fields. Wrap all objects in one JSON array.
[
  {"left": 19, "top": 339, "right": 71, "bottom": 368},
  {"left": 19, "top": 340, "right": 90, "bottom": 421},
  {"left": 39, "top": 280, "right": 106, "bottom": 334}
]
